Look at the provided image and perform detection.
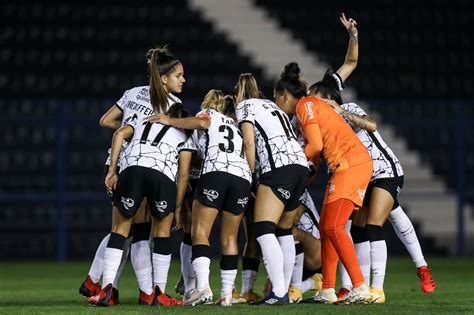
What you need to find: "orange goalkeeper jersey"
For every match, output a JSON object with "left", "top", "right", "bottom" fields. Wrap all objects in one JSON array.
[{"left": 296, "top": 96, "right": 371, "bottom": 173}]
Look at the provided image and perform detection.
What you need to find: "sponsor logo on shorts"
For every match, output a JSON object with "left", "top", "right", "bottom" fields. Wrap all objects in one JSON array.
[
  {"left": 203, "top": 189, "right": 219, "bottom": 202},
  {"left": 305, "top": 101, "right": 314, "bottom": 119},
  {"left": 155, "top": 200, "right": 168, "bottom": 212},
  {"left": 237, "top": 197, "right": 249, "bottom": 207},
  {"left": 396, "top": 186, "right": 401, "bottom": 197},
  {"left": 357, "top": 188, "right": 366, "bottom": 201},
  {"left": 121, "top": 197, "right": 135, "bottom": 210},
  {"left": 277, "top": 188, "right": 291, "bottom": 200}
]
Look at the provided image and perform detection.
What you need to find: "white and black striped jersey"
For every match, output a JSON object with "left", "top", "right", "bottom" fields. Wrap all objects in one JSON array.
[
  {"left": 105, "top": 86, "right": 181, "bottom": 165},
  {"left": 341, "top": 103, "right": 404, "bottom": 179},
  {"left": 296, "top": 190, "right": 320, "bottom": 239},
  {"left": 290, "top": 115, "right": 305, "bottom": 149},
  {"left": 119, "top": 120, "right": 194, "bottom": 182},
  {"left": 193, "top": 109, "right": 251, "bottom": 183},
  {"left": 236, "top": 98, "right": 307, "bottom": 175}
]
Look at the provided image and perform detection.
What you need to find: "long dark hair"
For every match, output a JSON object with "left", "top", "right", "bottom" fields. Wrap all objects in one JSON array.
[
  {"left": 146, "top": 46, "right": 181, "bottom": 114},
  {"left": 166, "top": 103, "right": 192, "bottom": 136},
  {"left": 274, "top": 62, "right": 307, "bottom": 99},
  {"left": 308, "top": 69, "right": 343, "bottom": 104}
]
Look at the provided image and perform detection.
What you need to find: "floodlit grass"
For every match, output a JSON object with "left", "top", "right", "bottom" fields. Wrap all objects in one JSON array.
[{"left": 0, "top": 257, "right": 473, "bottom": 314}]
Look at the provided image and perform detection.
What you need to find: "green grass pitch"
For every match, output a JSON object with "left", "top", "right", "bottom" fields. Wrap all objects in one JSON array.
[{"left": 1, "top": 257, "right": 473, "bottom": 314}]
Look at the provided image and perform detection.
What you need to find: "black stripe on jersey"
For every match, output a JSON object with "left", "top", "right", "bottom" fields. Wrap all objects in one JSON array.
[
  {"left": 238, "top": 120, "right": 254, "bottom": 126},
  {"left": 115, "top": 104, "right": 124, "bottom": 112},
  {"left": 168, "top": 93, "right": 180, "bottom": 104},
  {"left": 304, "top": 207, "right": 320, "bottom": 231},
  {"left": 255, "top": 121, "right": 276, "bottom": 170},
  {"left": 151, "top": 125, "right": 171, "bottom": 146},
  {"left": 368, "top": 132, "right": 398, "bottom": 177},
  {"left": 204, "top": 129, "right": 210, "bottom": 160}
]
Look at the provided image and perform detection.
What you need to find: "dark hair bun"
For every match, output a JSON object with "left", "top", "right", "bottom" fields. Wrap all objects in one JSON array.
[{"left": 281, "top": 62, "right": 301, "bottom": 81}]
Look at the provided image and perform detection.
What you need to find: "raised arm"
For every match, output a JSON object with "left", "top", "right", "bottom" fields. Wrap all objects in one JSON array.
[
  {"left": 336, "top": 13, "right": 359, "bottom": 82},
  {"left": 100, "top": 105, "right": 123, "bottom": 129}
]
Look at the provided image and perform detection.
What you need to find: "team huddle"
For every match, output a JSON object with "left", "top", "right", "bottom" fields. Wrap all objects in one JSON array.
[{"left": 78, "top": 14, "right": 436, "bottom": 307}]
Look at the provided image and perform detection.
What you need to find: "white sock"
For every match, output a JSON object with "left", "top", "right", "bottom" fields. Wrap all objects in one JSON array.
[
  {"left": 389, "top": 206, "right": 427, "bottom": 268},
  {"left": 290, "top": 248, "right": 304, "bottom": 289},
  {"left": 152, "top": 253, "right": 172, "bottom": 292},
  {"left": 102, "top": 247, "right": 123, "bottom": 288},
  {"left": 355, "top": 241, "right": 371, "bottom": 286},
  {"left": 301, "top": 276, "right": 315, "bottom": 293},
  {"left": 242, "top": 269, "right": 258, "bottom": 294},
  {"left": 277, "top": 234, "right": 295, "bottom": 290},
  {"left": 113, "top": 237, "right": 132, "bottom": 289},
  {"left": 221, "top": 269, "right": 237, "bottom": 297},
  {"left": 180, "top": 242, "right": 195, "bottom": 292},
  {"left": 131, "top": 240, "right": 153, "bottom": 295},
  {"left": 338, "top": 262, "right": 353, "bottom": 290},
  {"left": 192, "top": 257, "right": 211, "bottom": 290},
  {"left": 88, "top": 234, "right": 109, "bottom": 283},
  {"left": 370, "top": 240, "right": 387, "bottom": 290},
  {"left": 256, "top": 233, "right": 286, "bottom": 297}
]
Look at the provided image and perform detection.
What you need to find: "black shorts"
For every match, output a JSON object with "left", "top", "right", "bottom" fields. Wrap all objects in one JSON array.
[
  {"left": 113, "top": 166, "right": 176, "bottom": 218},
  {"left": 195, "top": 171, "right": 251, "bottom": 215},
  {"left": 103, "top": 164, "right": 120, "bottom": 203},
  {"left": 363, "top": 176, "right": 404, "bottom": 209},
  {"left": 259, "top": 165, "right": 309, "bottom": 211}
]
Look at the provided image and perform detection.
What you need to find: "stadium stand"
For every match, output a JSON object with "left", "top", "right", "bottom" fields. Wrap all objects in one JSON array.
[
  {"left": 255, "top": 0, "right": 473, "bottom": 200},
  {"left": 0, "top": 0, "right": 272, "bottom": 259}
]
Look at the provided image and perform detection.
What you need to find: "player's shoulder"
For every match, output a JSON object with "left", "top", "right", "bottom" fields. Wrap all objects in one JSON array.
[
  {"left": 196, "top": 108, "right": 216, "bottom": 117},
  {"left": 126, "top": 85, "right": 149, "bottom": 96},
  {"left": 236, "top": 97, "right": 260, "bottom": 109},
  {"left": 167, "top": 93, "right": 181, "bottom": 105},
  {"left": 341, "top": 102, "right": 360, "bottom": 110}
]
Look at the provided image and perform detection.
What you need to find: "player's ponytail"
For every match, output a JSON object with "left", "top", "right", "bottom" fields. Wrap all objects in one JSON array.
[
  {"left": 201, "top": 89, "right": 225, "bottom": 113},
  {"left": 307, "top": 69, "right": 343, "bottom": 104},
  {"left": 234, "top": 73, "right": 262, "bottom": 104},
  {"left": 222, "top": 95, "right": 236, "bottom": 117},
  {"left": 274, "top": 62, "right": 307, "bottom": 99},
  {"left": 146, "top": 46, "right": 181, "bottom": 114}
]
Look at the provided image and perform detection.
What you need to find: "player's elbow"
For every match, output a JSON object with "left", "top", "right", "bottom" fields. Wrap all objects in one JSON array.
[
  {"left": 99, "top": 115, "right": 109, "bottom": 127},
  {"left": 243, "top": 137, "right": 255, "bottom": 150},
  {"left": 366, "top": 121, "right": 377, "bottom": 133}
]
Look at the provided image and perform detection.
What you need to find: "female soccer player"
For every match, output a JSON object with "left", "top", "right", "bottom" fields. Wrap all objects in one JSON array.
[
  {"left": 308, "top": 73, "right": 436, "bottom": 303},
  {"left": 274, "top": 62, "right": 373, "bottom": 304},
  {"left": 149, "top": 90, "right": 252, "bottom": 306},
  {"left": 89, "top": 102, "right": 193, "bottom": 307},
  {"left": 234, "top": 73, "right": 309, "bottom": 305},
  {"left": 85, "top": 46, "right": 187, "bottom": 306}
]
